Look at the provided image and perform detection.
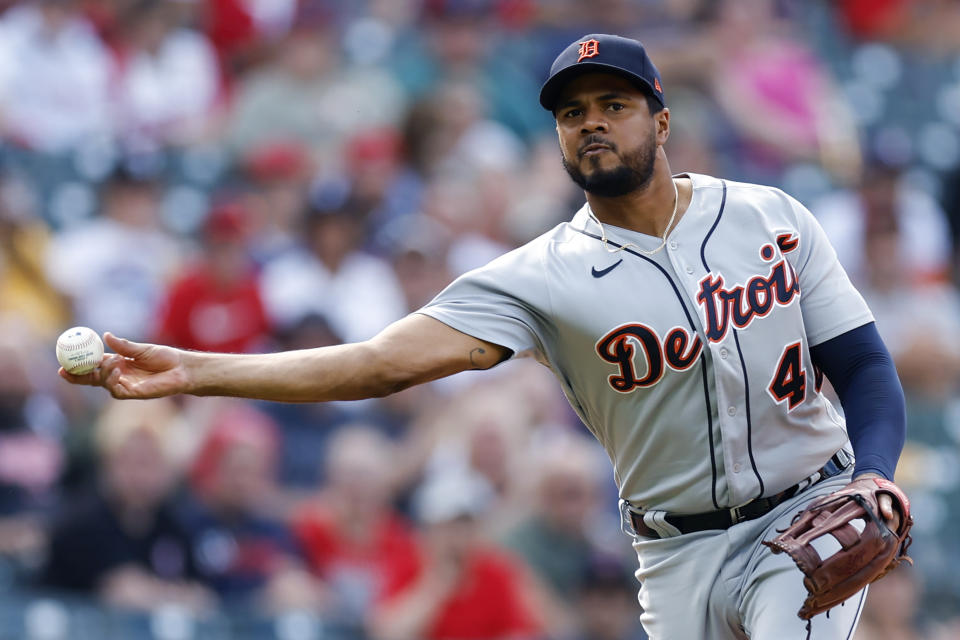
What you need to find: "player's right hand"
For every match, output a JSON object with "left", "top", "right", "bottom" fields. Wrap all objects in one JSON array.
[{"left": 59, "top": 332, "right": 190, "bottom": 399}]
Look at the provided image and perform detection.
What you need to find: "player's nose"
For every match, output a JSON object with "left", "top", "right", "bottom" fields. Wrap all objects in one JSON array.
[{"left": 580, "top": 106, "right": 609, "bottom": 134}]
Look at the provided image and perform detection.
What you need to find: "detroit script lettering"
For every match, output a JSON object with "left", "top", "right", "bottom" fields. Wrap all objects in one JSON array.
[{"left": 595, "top": 235, "right": 801, "bottom": 393}]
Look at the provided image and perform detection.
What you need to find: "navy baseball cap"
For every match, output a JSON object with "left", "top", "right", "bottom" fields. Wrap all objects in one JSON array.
[{"left": 539, "top": 34, "right": 665, "bottom": 112}]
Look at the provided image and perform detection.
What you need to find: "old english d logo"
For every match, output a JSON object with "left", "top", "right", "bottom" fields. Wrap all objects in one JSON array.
[{"left": 577, "top": 39, "right": 600, "bottom": 62}]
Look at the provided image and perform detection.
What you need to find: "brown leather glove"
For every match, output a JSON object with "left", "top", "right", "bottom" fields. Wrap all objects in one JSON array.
[{"left": 763, "top": 477, "right": 914, "bottom": 620}]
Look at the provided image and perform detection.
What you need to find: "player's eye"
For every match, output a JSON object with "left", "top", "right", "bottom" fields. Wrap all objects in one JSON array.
[
  {"left": 562, "top": 108, "right": 582, "bottom": 118},
  {"left": 607, "top": 102, "right": 625, "bottom": 112}
]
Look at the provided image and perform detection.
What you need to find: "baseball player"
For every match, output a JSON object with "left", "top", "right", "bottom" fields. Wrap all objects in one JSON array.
[{"left": 64, "top": 34, "right": 910, "bottom": 639}]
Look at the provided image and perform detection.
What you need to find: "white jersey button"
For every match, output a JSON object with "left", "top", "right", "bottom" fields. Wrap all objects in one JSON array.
[
  {"left": 727, "top": 406, "right": 737, "bottom": 416},
  {"left": 719, "top": 348, "right": 728, "bottom": 359},
  {"left": 733, "top": 463, "right": 742, "bottom": 473},
  {"left": 669, "top": 240, "right": 678, "bottom": 250},
  {"left": 685, "top": 266, "right": 694, "bottom": 274}
]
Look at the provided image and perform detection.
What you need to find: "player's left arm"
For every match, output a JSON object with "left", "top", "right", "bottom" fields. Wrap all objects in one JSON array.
[
  {"left": 782, "top": 190, "right": 907, "bottom": 527},
  {"left": 810, "top": 322, "right": 906, "bottom": 528}
]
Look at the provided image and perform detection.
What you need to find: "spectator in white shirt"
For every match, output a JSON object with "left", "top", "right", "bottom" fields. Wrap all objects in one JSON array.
[
  {"left": 45, "top": 165, "right": 181, "bottom": 340},
  {"left": 812, "top": 159, "right": 952, "bottom": 287},
  {"left": 112, "top": 0, "right": 221, "bottom": 149},
  {"left": 0, "top": 0, "right": 114, "bottom": 152},
  {"left": 259, "top": 203, "right": 406, "bottom": 344}
]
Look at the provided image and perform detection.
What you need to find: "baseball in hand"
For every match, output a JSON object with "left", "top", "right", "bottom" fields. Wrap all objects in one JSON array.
[{"left": 56, "top": 327, "right": 105, "bottom": 375}]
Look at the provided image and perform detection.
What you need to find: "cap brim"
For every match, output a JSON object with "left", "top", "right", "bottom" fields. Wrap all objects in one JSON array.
[{"left": 539, "top": 62, "right": 661, "bottom": 112}]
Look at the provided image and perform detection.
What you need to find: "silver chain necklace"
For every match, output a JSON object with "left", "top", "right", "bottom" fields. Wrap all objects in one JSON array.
[{"left": 586, "top": 178, "right": 679, "bottom": 256}]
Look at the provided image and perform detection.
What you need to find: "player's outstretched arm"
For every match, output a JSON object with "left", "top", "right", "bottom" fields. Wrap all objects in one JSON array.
[{"left": 59, "top": 314, "right": 510, "bottom": 402}]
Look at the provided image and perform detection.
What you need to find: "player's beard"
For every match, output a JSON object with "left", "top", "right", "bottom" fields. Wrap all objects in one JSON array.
[{"left": 562, "top": 132, "right": 657, "bottom": 197}]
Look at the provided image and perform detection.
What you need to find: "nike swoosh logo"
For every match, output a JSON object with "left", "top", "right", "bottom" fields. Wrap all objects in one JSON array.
[{"left": 591, "top": 259, "right": 623, "bottom": 278}]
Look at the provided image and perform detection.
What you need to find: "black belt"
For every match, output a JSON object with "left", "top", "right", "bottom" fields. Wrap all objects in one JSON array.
[{"left": 628, "top": 451, "right": 851, "bottom": 539}]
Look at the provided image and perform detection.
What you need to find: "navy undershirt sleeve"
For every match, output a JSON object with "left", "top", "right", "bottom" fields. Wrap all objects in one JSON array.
[{"left": 809, "top": 322, "right": 906, "bottom": 480}]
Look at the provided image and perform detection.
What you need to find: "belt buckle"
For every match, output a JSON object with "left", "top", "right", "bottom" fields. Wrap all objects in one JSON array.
[{"left": 729, "top": 503, "right": 749, "bottom": 524}]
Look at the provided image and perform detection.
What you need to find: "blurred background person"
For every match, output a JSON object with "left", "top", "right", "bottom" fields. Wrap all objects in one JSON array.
[
  {"left": 706, "top": 0, "right": 861, "bottom": 183},
  {"left": 339, "top": 129, "right": 420, "bottom": 246},
  {"left": 292, "top": 427, "right": 420, "bottom": 628},
  {"left": 813, "top": 157, "right": 953, "bottom": 288},
  {"left": 259, "top": 200, "right": 406, "bottom": 344},
  {"left": 389, "top": 0, "right": 548, "bottom": 142},
  {"left": 572, "top": 554, "right": 649, "bottom": 640},
  {"left": 382, "top": 213, "right": 454, "bottom": 313},
  {"left": 0, "top": 320, "right": 63, "bottom": 515},
  {"left": 0, "top": 176, "right": 69, "bottom": 339},
  {"left": 0, "top": 0, "right": 113, "bottom": 153},
  {"left": 402, "top": 81, "right": 526, "bottom": 181},
  {"left": 110, "top": 0, "right": 221, "bottom": 150},
  {"left": 225, "top": 9, "right": 406, "bottom": 174},
  {"left": 238, "top": 140, "right": 314, "bottom": 263},
  {"left": 0, "top": 318, "right": 63, "bottom": 583},
  {"left": 497, "top": 434, "right": 613, "bottom": 638},
  {"left": 40, "top": 399, "right": 213, "bottom": 612},
  {"left": 370, "top": 470, "right": 543, "bottom": 640},
  {"left": 501, "top": 435, "right": 607, "bottom": 603},
  {"left": 45, "top": 162, "right": 181, "bottom": 341},
  {"left": 419, "top": 383, "right": 536, "bottom": 536},
  {"left": 181, "top": 401, "right": 325, "bottom": 614},
  {"left": 153, "top": 200, "right": 271, "bottom": 354}
]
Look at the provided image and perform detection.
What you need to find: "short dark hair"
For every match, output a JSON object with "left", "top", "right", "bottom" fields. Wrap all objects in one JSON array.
[{"left": 642, "top": 90, "right": 663, "bottom": 116}]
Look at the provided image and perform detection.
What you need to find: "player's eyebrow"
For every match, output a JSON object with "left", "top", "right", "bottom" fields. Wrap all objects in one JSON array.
[
  {"left": 556, "top": 91, "right": 632, "bottom": 112},
  {"left": 556, "top": 97, "right": 582, "bottom": 112}
]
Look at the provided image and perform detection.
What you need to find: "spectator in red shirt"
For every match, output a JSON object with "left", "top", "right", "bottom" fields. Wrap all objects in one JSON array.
[
  {"left": 292, "top": 427, "right": 420, "bottom": 621},
  {"left": 154, "top": 201, "right": 270, "bottom": 353},
  {"left": 370, "top": 471, "right": 542, "bottom": 640}
]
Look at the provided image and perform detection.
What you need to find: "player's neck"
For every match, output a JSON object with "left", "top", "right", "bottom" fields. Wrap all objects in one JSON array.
[{"left": 586, "top": 164, "right": 689, "bottom": 239}]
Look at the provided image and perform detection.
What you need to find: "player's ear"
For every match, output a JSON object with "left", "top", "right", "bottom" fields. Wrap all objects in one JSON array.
[{"left": 655, "top": 107, "right": 670, "bottom": 146}]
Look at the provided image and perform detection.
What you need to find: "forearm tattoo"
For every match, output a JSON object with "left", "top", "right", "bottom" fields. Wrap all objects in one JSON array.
[{"left": 469, "top": 347, "right": 486, "bottom": 368}]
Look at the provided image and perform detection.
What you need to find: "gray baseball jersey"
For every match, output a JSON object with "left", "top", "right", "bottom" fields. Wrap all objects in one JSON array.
[{"left": 418, "top": 172, "right": 873, "bottom": 514}]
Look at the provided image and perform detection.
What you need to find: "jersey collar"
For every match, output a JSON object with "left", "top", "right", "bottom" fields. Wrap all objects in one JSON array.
[{"left": 570, "top": 173, "right": 708, "bottom": 244}]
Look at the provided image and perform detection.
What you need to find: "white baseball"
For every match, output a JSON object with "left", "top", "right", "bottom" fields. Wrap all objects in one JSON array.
[{"left": 56, "top": 327, "right": 105, "bottom": 375}]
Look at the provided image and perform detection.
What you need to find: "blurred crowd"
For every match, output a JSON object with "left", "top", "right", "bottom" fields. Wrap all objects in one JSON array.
[{"left": 1, "top": 0, "right": 960, "bottom": 638}]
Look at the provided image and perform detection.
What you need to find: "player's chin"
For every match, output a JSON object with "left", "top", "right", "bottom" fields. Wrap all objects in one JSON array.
[
  {"left": 580, "top": 151, "right": 621, "bottom": 168},
  {"left": 581, "top": 160, "right": 628, "bottom": 184}
]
